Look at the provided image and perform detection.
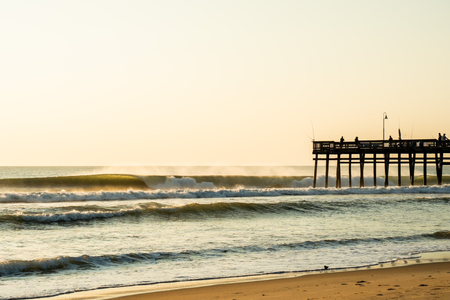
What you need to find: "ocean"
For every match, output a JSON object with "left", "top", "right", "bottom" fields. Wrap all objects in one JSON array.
[{"left": 1, "top": 166, "right": 449, "bottom": 300}]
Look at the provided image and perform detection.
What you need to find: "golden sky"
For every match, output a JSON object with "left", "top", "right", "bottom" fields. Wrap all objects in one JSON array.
[{"left": 0, "top": 0, "right": 449, "bottom": 166}]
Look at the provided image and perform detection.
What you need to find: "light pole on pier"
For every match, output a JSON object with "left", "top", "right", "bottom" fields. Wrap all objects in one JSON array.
[{"left": 383, "top": 112, "right": 388, "bottom": 140}]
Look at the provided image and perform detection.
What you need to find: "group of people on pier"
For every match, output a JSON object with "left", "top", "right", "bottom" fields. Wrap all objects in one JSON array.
[
  {"left": 438, "top": 133, "right": 448, "bottom": 141},
  {"left": 342, "top": 132, "right": 448, "bottom": 143},
  {"left": 336, "top": 133, "right": 450, "bottom": 150}
]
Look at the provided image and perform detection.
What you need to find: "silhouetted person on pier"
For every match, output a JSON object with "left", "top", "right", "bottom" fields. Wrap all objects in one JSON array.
[
  {"left": 443, "top": 134, "right": 448, "bottom": 141},
  {"left": 389, "top": 135, "right": 393, "bottom": 147},
  {"left": 354, "top": 137, "right": 359, "bottom": 149},
  {"left": 340, "top": 136, "right": 344, "bottom": 143},
  {"left": 438, "top": 133, "right": 442, "bottom": 141}
]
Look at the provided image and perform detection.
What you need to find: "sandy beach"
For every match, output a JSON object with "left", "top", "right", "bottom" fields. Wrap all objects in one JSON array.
[
  {"left": 45, "top": 260, "right": 450, "bottom": 300},
  {"left": 108, "top": 262, "right": 450, "bottom": 300}
]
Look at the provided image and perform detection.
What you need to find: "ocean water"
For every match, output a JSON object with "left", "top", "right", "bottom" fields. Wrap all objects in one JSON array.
[{"left": 0, "top": 166, "right": 449, "bottom": 300}]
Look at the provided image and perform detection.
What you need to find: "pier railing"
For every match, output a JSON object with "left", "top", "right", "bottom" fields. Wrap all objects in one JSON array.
[{"left": 313, "top": 139, "right": 448, "bottom": 154}]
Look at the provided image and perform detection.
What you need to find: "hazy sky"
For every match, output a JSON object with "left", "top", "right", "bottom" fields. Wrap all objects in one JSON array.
[{"left": 1, "top": 0, "right": 449, "bottom": 166}]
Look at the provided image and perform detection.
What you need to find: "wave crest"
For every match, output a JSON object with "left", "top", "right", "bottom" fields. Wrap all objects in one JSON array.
[
  {"left": 429, "top": 231, "right": 450, "bottom": 239},
  {"left": 1, "top": 184, "right": 450, "bottom": 204},
  {"left": 11, "top": 208, "right": 142, "bottom": 223},
  {"left": 1, "top": 232, "right": 445, "bottom": 277}
]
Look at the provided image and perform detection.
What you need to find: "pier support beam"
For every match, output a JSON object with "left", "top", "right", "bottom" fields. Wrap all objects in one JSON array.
[
  {"left": 409, "top": 152, "right": 416, "bottom": 185},
  {"left": 335, "top": 153, "right": 341, "bottom": 188},
  {"left": 398, "top": 153, "right": 402, "bottom": 186},
  {"left": 359, "top": 153, "right": 365, "bottom": 188},
  {"left": 325, "top": 154, "right": 329, "bottom": 188},
  {"left": 436, "top": 152, "right": 443, "bottom": 185},
  {"left": 384, "top": 152, "right": 390, "bottom": 187},
  {"left": 423, "top": 153, "right": 427, "bottom": 186},
  {"left": 373, "top": 153, "right": 377, "bottom": 187},
  {"left": 348, "top": 154, "right": 352, "bottom": 188},
  {"left": 313, "top": 154, "right": 318, "bottom": 188}
]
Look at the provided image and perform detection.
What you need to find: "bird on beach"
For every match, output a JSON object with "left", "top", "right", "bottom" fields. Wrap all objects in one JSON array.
[{"left": 324, "top": 265, "right": 329, "bottom": 270}]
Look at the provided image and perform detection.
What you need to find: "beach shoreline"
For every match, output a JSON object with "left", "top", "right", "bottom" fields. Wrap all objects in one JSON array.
[{"left": 42, "top": 252, "right": 450, "bottom": 300}]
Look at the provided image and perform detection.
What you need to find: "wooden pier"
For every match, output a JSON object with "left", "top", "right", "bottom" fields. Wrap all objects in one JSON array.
[{"left": 312, "top": 139, "right": 450, "bottom": 188}]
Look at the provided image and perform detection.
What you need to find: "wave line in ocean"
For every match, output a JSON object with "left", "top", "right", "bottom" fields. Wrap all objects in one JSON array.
[
  {"left": 2, "top": 231, "right": 448, "bottom": 278},
  {"left": 1, "top": 184, "right": 450, "bottom": 204}
]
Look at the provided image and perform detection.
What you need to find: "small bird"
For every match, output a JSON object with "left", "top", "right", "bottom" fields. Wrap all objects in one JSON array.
[{"left": 324, "top": 265, "right": 329, "bottom": 270}]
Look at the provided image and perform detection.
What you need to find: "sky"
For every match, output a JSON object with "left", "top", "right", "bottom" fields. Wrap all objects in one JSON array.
[{"left": 0, "top": 0, "right": 449, "bottom": 166}]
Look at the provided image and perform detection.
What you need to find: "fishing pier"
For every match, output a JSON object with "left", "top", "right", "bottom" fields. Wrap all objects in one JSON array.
[{"left": 312, "top": 139, "right": 450, "bottom": 188}]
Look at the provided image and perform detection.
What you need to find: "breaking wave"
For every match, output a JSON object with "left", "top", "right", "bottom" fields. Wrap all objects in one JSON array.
[
  {"left": 1, "top": 201, "right": 330, "bottom": 223},
  {"left": 1, "top": 232, "right": 446, "bottom": 277},
  {"left": 1, "top": 173, "right": 449, "bottom": 193},
  {"left": 428, "top": 231, "right": 450, "bottom": 239},
  {"left": 1, "top": 184, "right": 450, "bottom": 204},
  {"left": 0, "top": 174, "right": 310, "bottom": 191},
  {"left": 0, "top": 174, "right": 149, "bottom": 191},
  {"left": 7, "top": 208, "right": 142, "bottom": 223},
  {"left": 3, "top": 197, "right": 450, "bottom": 224}
]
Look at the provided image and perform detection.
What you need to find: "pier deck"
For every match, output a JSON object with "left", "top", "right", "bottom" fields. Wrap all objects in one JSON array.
[{"left": 312, "top": 139, "right": 450, "bottom": 188}]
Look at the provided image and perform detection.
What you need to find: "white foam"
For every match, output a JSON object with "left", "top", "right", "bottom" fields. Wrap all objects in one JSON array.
[
  {"left": 1, "top": 184, "right": 450, "bottom": 203},
  {"left": 14, "top": 208, "right": 142, "bottom": 222},
  {"left": 291, "top": 175, "right": 394, "bottom": 188},
  {"left": 154, "top": 177, "right": 215, "bottom": 190}
]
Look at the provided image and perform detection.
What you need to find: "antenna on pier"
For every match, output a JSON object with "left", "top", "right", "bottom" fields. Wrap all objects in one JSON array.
[{"left": 311, "top": 121, "right": 315, "bottom": 141}]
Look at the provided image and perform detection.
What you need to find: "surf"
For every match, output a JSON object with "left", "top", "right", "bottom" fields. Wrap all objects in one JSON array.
[
  {"left": 1, "top": 184, "right": 450, "bottom": 204},
  {"left": 3, "top": 196, "right": 450, "bottom": 226},
  {"left": 1, "top": 231, "right": 447, "bottom": 278}
]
